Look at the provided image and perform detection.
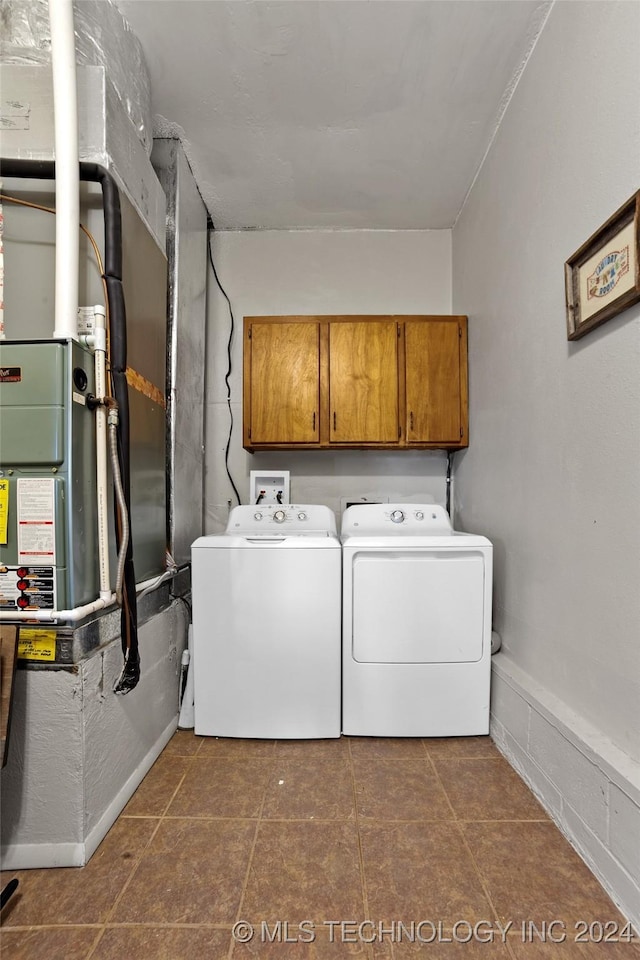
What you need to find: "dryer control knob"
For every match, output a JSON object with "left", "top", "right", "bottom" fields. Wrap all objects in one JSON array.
[
  {"left": 415, "top": 511, "right": 424, "bottom": 521},
  {"left": 254, "top": 512, "right": 263, "bottom": 521},
  {"left": 273, "top": 510, "right": 287, "bottom": 523},
  {"left": 390, "top": 510, "right": 405, "bottom": 524},
  {"left": 297, "top": 512, "right": 307, "bottom": 521}
]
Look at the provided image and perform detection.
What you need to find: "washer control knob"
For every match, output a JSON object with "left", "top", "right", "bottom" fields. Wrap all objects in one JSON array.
[
  {"left": 390, "top": 510, "right": 405, "bottom": 524},
  {"left": 415, "top": 511, "right": 424, "bottom": 521},
  {"left": 273, "top": 510, "right": 287, "bottom": 523},
  {"left": 297, "top": 512, "right": 307, "bottom": 521},
  {"left": 253, "top": 512, "right": 262, "bottom": 521}
]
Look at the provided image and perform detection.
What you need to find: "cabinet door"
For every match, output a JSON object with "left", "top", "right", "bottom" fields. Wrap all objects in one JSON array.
[
  {"left": 405, "top": 320, "right": 464, "bottom": 443},
  {"left": 329, "top": 321, "right": 399, "bottom": 443},
  {"left": 248, "top": 321, "right": 320, "bottom": 444}
]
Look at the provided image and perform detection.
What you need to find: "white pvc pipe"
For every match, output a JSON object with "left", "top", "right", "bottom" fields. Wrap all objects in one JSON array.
[
  {"left": 93, "top": 306, "right": 111, "bottom": 600},
  {"left": 49, "top": 0, "right": 79, "bottom": 340},
  {"left": 0, "top": 594, "right": 117, "bottom": 623},
  {"left": 0, "top": 567, "right": 187, "bottom": 624}
]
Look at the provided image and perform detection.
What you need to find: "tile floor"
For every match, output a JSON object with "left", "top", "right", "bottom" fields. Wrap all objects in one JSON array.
[{"left": 1, "top": 733, "right": 638, "bottom": 959}]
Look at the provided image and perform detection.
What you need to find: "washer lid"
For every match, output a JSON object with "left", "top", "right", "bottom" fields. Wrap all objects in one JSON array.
[{"left": 192, "top": 534, "right": 340, "bottom": 549}]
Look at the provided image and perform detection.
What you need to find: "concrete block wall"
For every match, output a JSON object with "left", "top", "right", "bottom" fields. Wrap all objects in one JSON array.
[{"left": 491, "top": 653, "right": 640, "bottom": 932}]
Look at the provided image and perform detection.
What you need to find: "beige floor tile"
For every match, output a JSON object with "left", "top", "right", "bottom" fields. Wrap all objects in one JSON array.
[
  {"left": 423, "top": 737, "right": 500, "bottom": 759},
  {"left": 2, "top": 733, "right": 635, "bottom": 957},
  {"left": 274, "top": 738, "right": 350, "bottom": 759},
  {"left": 123, "top": 755, "right": 192, "bottom": 817},
  {"left": 162, "top": 729, "right": 204, "bottom": 756},
  {"left": 463, "top": 822, "right": 630, "bottom": 927},
  {"left": 507, "top": 932, "right": 640, "bottom": 957},
  {"left": 434, "top": 758, "right": 548, "bottom": 821},
  {"left": 349, "top": 738, "right": 428, "bottom": 760},
  {"left": 353, "top": 759, "right": 453, "bottom": 821},
  {"left": 360, "top": 822, "right": 493, "bottom": 925},
  {"left": 167, "top": 758, "right": 273, "bottom": 818},
  {"left": 0, "top": 926, "right": 100, "bottom": 960},
  {"left": 92, "top": 925, "right": 233, "bottom": 959},
  {"left": 240, "top": 821, "right": 365, "bottom": 924},
  {"left": 0, "top": 818, "right": 158, "bottom": 927},
  {"left": 112, "top": 818, "right": 255, "bottom": 925},
  {"left": 230, "top": 922, "right": 374, "bottom": 958},
  {"left": 390, "top": 939, "right": 511, "bottom": 957},
  {"left": 197, "top": 738, "right": 277, "bottom": 759},
  {"left": 262, "top": 760, "right": 355, "bottom": 820}
]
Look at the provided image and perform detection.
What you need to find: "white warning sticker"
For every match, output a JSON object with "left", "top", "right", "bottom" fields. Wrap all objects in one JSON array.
[{"left": 17, "top": 478, "right": 56, "bottom": 565}]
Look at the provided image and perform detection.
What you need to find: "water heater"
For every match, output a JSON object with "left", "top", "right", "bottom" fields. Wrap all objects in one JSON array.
[{"left": 0, "top": 339, "right": 99, "bottom": 613}]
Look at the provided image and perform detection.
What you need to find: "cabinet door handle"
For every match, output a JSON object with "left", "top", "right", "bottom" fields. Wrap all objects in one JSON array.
[
  {"left": 312, "top": 411, "right": 316, "bottom": 431},
  {"left": 333, "top": 411, "right": 337, "bottom": 431},
  {"left": 409, "top": 411, "right": 414, "bottom": 430}
]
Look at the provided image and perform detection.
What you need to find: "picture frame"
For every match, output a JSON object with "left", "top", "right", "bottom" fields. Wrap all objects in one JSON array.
[{"left": 565, "top": 190, "right": 640, "bottom": 341}]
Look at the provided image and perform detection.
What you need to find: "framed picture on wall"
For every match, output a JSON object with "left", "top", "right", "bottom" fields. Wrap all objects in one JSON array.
[{"left": 565, "top": 190, "right": 640, "bottom": 340}]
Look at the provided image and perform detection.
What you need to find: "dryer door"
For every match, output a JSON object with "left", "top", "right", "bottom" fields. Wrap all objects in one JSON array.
[{"left": 352, "top": 550, "right": 485, "bottom": 663}]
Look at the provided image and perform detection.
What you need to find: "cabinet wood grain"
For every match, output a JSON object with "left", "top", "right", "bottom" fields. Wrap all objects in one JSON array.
[
  {"left": 246, "top": 321, "right": 320, "bottom": 444},
  {"left": 405, "top": 318, "right": 467, "bottom": 444},
  {"left": 243, "top": 315, "right": 468, "bottom": 451},
  {"left": 329, "top": 320, "right": 399, "bottom": 443}
]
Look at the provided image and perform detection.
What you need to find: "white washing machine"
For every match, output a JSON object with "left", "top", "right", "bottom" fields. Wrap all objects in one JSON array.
[
  {"left": 341, "top": 503, "right": 493, "bottom": 737},
  {"left": 192, "top": 504, "right": 341, "bottom": 739}
]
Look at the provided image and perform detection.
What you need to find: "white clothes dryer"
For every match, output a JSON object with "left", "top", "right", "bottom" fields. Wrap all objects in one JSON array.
[
  {"left": 341, "top": 503, "right": 492, "bottom": 737},
  {"left": 192, "top": 504, "right": 341, "bottom": 739}
]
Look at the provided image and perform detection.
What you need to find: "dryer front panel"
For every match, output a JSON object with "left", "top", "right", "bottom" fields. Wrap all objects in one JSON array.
[{"left": 351, "top": 550, "right": 486, "bottom": 663}]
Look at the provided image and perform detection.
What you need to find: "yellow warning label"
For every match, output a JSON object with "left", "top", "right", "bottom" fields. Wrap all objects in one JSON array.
[
  {"left": 0, "top": 478, "right": 8, "bottom": 545},
  {"left": 18, "top": 628, "right": 57, "bottom": 661}
]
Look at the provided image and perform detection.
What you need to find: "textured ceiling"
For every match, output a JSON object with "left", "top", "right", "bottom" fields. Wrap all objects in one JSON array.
[{"left": 117, "top": 0, "right": 551, "bottom": 229}]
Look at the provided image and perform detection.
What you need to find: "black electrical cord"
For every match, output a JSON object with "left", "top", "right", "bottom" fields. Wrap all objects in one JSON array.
[
  {"left": 446, "top": 450, "right": 454, "bottom": 519},
  {"left": 0, "top": 158, "right": 140, "bottom": 694},
  {"left": 206, "top": 220, "right": 242, "bottom": 506}
]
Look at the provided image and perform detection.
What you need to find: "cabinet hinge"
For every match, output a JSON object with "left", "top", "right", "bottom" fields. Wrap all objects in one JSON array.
[
  {"left": 397, "top": 326, "right": 401, "bottom": 338},
  {"left": 459, "top": 326, "right": 462, "bottom": 338},
  {"left": 248, "top": 328, "right": 252, "bottom": 339}
]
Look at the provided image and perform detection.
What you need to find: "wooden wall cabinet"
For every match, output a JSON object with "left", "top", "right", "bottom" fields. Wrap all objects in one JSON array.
[{"left": 243, "top": 315, "right": 468, "bottom": 451}]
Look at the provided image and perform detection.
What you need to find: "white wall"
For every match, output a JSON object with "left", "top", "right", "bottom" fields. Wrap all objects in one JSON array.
[
  {"left": 204, "top": 229, "right": 452, "bottom": 528},
  {"left": 452, "top": 0, "right": 640, "bottom": 925}
]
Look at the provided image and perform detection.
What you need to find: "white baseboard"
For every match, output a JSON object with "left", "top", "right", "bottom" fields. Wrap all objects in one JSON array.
[
  {"left": 490, "top": 653, "right": 640, "bottom": 934},
  {"left": 0, "top": 716, "right": 178, "bottom": 871},
  {"left": 0, "top": 842, "right": 86, "bottom": 870}
]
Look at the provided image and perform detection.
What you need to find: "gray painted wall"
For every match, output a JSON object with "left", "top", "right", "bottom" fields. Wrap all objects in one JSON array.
[
  {"left": 204, "top": 229, "right": 453, "bottom": 525},
  {"left": 452, "top": 0, "right": 640, "bottom": 925},
  {"left": 452, "top": 0, "right": 640, "bottom": 762}
]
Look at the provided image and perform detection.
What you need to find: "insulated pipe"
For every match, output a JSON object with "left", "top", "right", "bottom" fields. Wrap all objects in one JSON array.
[
  {"left": 93, "top": 305, "right": 111, "bottom": 601},
  {"left": 109, "top": 415, "right": 129, "bottom": 605},
  {"left": 48, "top": 0, "right": 79, "bottom": 340}
]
